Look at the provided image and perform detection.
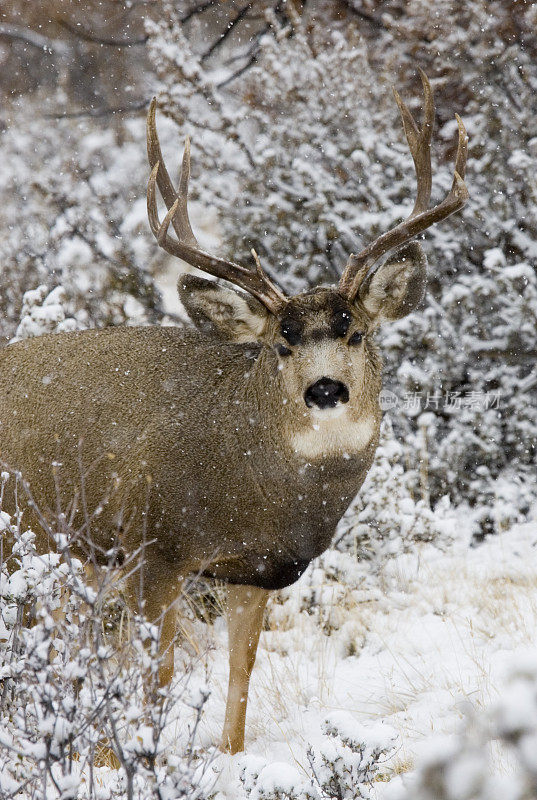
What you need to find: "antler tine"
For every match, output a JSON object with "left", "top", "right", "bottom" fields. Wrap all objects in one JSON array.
[
  {"left": 146, "top": 99, "right": 288, "bottom": 315},
  {"left": 147, "top": 98, "right": 177, "bottom": 211},
  {"left": 147, "top": 99, "right": 200, "bottom": 249},
  {"left": 393, "top": 67, "right": 434, "bottom": 217},
  {"left": 454, "top": 113, "right": 468, "bottom": 181},
  {"left": 339, "top": 72, "right": 469, "bottom": 302},
  {"left": 174, "top": 136, "right": 198, "bottom": 248}
]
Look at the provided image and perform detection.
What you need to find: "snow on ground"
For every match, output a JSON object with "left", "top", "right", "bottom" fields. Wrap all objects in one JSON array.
[{"left": 164, "top": 517, "right": 537, "bottom": 796}]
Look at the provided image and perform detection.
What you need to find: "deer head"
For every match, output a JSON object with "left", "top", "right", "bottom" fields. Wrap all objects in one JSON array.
[{"left": 147, "top": 70, "right": 468, "bottom": 434}]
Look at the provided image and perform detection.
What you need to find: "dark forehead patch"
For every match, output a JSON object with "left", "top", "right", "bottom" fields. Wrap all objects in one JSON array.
[
  {"left": 280, "top": 290, "right": 354, "bottom": 343},
  {"left": 280, "top": 317, "right": 303, "bottom": 345},
  {"left": 331, "top": 309, "right": 352, "bottom": 337}
]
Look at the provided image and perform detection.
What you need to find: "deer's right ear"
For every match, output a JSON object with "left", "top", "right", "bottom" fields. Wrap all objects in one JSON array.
[
  {"left": 178, "top": 275, "right": 271, "bottom": 343},
  {"left": 357, "top": 242, "right": 427, "bottom": 326}
]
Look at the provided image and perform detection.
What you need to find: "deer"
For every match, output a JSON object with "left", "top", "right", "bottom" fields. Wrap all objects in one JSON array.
[{"left": 0, "top": 71, "right": 468, "bottom": 754}]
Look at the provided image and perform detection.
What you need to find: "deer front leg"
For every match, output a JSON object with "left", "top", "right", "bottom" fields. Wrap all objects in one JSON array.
[{"left": 221, "top": 584, "right": 269, "bottom": 754}]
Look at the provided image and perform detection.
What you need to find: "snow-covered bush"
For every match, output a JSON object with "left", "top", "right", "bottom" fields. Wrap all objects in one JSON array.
[
  {"left": 266, "top": 549, "right": 367, "bottom": 647},
  {"left": 239, "top": 713, "right": 397, "bottom": 800},
  {"left": 11, "top": 284, "right": 81, "bottom": 341},
  {"left": 307, "top": 714, "right": 397, "bottom": 799},
  {"left": 0, "top": 101, "right": 165, "bottom": 342},
  {"left": 0, "top": 470, "right": 213, "bottom": 800},
  {"left": 240, "top": 757, "right": 318, "bottom": 800},
  {"left": 339, "top": 416, "right": 457, "bottom": 563},
  {"left": 385, "top": 253, "right": 537, "bottom": 511}
]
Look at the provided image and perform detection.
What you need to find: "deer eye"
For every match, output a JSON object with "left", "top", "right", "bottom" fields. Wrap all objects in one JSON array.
[
  {"left": 277, "top": 343, "right": 292, "bottom": 357},
  {"left": 348, "top": 331, "right": 363, "bottom": 346}
]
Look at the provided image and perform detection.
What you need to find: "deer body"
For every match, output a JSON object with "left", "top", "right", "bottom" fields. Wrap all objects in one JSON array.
[
  {"left": 0, "top": 71, "right": 469, "bottom": 754},
  {"left": 0, "top": 320, "right": 378, "bottom": 589}
]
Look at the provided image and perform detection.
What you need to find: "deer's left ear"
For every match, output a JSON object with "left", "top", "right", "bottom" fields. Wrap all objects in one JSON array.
[{"left": 357, "top": 242, "right": 427, "bottom": 325}]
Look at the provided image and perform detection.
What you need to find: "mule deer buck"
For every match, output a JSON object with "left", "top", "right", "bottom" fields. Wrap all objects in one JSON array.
[{"left": 0, "top": 71, "right": 468, "bottom": 754}]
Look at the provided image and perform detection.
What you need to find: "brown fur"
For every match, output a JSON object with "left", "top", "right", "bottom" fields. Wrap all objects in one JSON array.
[{"left": 0, "top": 288, "right": 383, "bottom": 589}]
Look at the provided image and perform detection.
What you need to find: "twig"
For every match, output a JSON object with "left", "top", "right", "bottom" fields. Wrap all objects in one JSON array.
[
  {"left": 418, "top": 419, "right": 430, "bottom": 507},
  {"left": 201, "top": 2, "right": 254, "bottom": 63},
  {"left": 58, "top": 18, "right": 148, "bottom": 47},
  {"left": 216, "top": 7, "right": 279, "bottom": 87},
  {"left": 217, "top": 53, "right": 258, "bottom": 88},
  {"left": 180, "top": 0, "right": 219, "bottom": 23},
  {"left": 77, "top": 440, "right": 92, "bottom": 542}
]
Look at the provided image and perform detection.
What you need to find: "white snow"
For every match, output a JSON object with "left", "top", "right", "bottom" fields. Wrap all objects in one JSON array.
[{"left": 165, "top": 517, "right": 537, "bottom": 798}]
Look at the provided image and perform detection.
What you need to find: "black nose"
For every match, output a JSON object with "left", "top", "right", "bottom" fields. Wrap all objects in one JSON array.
[{"left": 304, "top": 377, "right": 349, "bottom": 409}]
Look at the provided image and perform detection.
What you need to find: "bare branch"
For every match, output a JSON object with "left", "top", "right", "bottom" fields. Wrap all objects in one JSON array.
[
  {"left": 200, "top": 2, "right": 254, "bottom": 63},
  {"left": 180, "top": 0, "right": 219, "bottom": 23},
  {"left": 58, "top": 18, "right": 148, "bottom": 47},
  {"left": 0, "top": 24, "right": 70, "bottom": 55},
  {"left": 217, "top": 52, "right": 258, "bottom": 88},
  {"left": 216, "top": 3, "right": 283, "bottom": 87}
]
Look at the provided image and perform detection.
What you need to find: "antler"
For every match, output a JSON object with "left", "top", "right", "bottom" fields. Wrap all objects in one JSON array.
[
  {"left": 339, "top": 70, "right": 469, "bottom": 301},
  {"left": 146, "top": 98, "right": 288, "bottom": 315}
]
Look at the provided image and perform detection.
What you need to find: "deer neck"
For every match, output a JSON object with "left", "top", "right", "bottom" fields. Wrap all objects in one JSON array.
[{"left": 233, "top": 347, "right": 378, "bottom": 560}]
